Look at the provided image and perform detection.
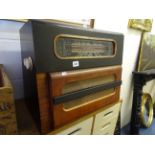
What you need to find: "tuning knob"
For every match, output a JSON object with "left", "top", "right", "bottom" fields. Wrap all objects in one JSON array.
[{"left": 23, "top": 57, "right": 33, "bottom": 70}]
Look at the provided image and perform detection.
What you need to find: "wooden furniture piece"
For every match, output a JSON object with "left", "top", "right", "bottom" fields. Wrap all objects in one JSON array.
[
  {"left": 0, "top": 65, "right": 18, "bottom": 135},
  {"left": 130, "top": 69, "right": 155, "bottom": 135},
  {"left": 20, "top": 20, "right": 124, "bottom": 134},
  {"left": 49, "top": 101, "right": 121, "bottom": 135}
]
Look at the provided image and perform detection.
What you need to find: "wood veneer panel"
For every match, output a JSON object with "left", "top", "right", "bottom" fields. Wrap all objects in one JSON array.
[
  {"left": 49, "top": 66, "right": 122, "bottom": 128},
  {"left": 50, "top": 65, "right": 121, "bottom": 97},
  {"left": 36, "top": 74, "right": 52, "bottom": 134}
]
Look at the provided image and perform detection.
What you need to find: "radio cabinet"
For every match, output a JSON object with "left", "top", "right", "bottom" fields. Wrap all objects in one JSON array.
[{"left": 20, "top": 20, "right": 124, "bottom": 134}]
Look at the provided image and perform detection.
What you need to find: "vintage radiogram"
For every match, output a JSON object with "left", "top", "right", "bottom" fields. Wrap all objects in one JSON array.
[{"left": 20, "top": 20, "right": 124, "bottom": 134}]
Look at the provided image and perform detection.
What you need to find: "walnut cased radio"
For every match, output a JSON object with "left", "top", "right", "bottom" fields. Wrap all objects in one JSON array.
[{"left": 20, "top": 20, "right": 124, "bottom": 134}]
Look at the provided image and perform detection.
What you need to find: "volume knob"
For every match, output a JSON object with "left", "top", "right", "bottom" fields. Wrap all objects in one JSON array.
[{"left": 23, "top": 57, "right": 33, "bottom": 70}]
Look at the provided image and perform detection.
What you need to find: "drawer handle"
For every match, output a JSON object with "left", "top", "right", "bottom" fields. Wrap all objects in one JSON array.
[
  {"left": 53, "top": 81, "right": 122, "bottom": 104},
  {"left": 68, "top": 128, "right": 82, "bottom": 135},
  {"left": 104, "top": 111, "right": 113, "bottom": 117},
  {"left": 101, "top": 122, "right": 111, "bottom": 130}
]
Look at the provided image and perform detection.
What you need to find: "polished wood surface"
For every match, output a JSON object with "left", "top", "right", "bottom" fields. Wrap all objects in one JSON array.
[
  {"left": 53, "top": 88, "right": 120, "bottom": 128},
  {"left": 27, "top": 66, "right": 122, "bottom": 132},
  {"left": 36, "top": 74, "right": 52, "bottom": 134},
  {"left": 49, "top": 66, "right": 122, "bottom": 128},
  {"left": 50, "top": 65, "right": 122, "bottom": 97}
]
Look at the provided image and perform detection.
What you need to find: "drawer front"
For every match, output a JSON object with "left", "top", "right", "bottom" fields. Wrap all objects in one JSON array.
[
  {"left": 56, "top": 117, "right": 93, "bottom": 135},
  {"left": 94, "top": 103, "right": 120, "bottom": 123},
  {"left": 93, "top": 116, "right": 118, "bottom": 135},
  {"left": 49, "top": 66, "right": 122, "bottom": 129},
  {"left": 53, "top": 87, "right": 120, "bottom": 129},
  {"left": 92, "top": 103, "right": 120, "bottom": 135},
  {"left": 50, "top": 66, "right": 121, "bottom": 97}
]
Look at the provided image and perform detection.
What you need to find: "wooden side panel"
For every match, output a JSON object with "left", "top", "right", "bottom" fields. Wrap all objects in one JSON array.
[
  {"left": 0, "top": 65, "right": 18, "bottom": 135},
  {"left": 0, "top": 88, "right": 17, "bottom": 135},
  {"left": 20, "top": 21, "right": 42, "bottom": 132},
  {"left": 36, "top": 74, "right": 52, "bottom": 134}
]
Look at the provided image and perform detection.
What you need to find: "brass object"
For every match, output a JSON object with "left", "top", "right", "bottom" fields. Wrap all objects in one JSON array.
[
  {"left": 128, "top": 19, "right": 154, "bottom": 71},
  {"left": 140, "top": 93, "right": 153, "bottom": 128},
  {"left": 54, "top": 34, "right": 117, "bottom": 60},
  {"left": 137, "top": 32, "right": 145, "bottom": 71},
  {"left": 128, "top": 19, "right": 153, "bottom": 32}
]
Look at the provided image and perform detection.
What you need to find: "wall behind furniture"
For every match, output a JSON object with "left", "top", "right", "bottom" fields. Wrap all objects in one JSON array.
[
  {"left": 95, "top": 19, "right": 142, "bottom": 127},
  {"left": 0, "top": 20, "right": 24, "bottom": 99}
]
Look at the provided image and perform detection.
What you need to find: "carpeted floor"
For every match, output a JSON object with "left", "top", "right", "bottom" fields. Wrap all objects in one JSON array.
[
  {"left": 121, "top": 120, "right": 155, "bottom": 135},
  {"left": 139, "top": 119, "right": 155, "bottom": 135}
]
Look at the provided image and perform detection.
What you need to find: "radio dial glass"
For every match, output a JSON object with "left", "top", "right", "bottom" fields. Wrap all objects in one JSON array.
[{"left": 54, "top": 35, "right": 116, "bottom": 59}]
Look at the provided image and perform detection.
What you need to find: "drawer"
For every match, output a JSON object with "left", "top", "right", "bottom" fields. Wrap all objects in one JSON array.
[
  {"left": 93, "top": 116, "right": 118, "bottom": 135},
  {"left": 56, "top": 117, "right": 93, "bottom": 135},
  {"left": 49, "top": 66, "right": 122, "bottom": 129},
  {"left": 92, "top": 103, "right": 120, "bottom": 135},
  {"left": 94, "top": 103, "right": 120, "bottom": 124}
]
